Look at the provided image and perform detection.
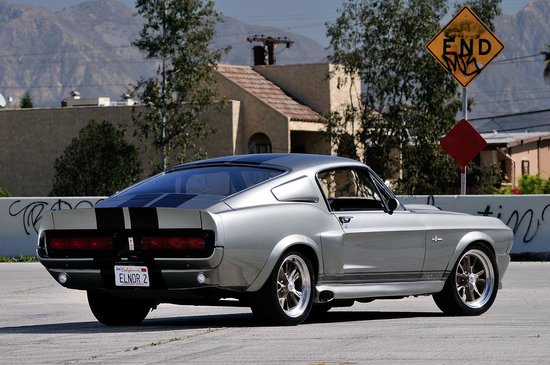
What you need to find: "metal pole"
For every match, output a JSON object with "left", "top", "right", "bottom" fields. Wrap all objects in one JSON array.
[{"left": 460, "top": 86, "right": 468, "bottom": 195}]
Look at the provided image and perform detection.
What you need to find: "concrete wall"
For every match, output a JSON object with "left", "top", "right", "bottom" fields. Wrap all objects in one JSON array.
[
  {"left": 0, "top": 106, "right": 136, "bottom": 196},
  {"left": 0, "top": 102, "right": 239, "bottom": 196},
  {"left": 3, "top": 195, "right": 550, "bottom": 258},
  {"left": 400, "top": 195, "right": 550, "bottom": 258},
  {"left": 194, "top": 101, "right": 241, "bottom": 157},
  {"left": 0, "top": 197, "right": 104, "bottom": 257}
]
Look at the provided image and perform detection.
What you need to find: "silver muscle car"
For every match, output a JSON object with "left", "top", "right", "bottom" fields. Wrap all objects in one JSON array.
[{"left": 37, "top": 154, "right": 513, "bottom": 326}]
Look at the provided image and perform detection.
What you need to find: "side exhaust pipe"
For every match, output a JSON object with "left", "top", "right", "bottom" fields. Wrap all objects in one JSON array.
[{"left": 318, "top": 290, "right": 334, "bottom": 303}]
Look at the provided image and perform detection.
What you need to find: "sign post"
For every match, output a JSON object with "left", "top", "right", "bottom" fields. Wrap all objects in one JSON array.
[
  {"left": 426, "top": 6, "right": 504, "bottom": 195},
  {"left": 461, "top": 87, "right": 468, "bottom": 194}
]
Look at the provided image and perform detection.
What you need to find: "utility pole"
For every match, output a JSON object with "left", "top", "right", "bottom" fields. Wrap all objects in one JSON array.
[{"left": 246, "top": 35, "right": 294, "bottom": 65}]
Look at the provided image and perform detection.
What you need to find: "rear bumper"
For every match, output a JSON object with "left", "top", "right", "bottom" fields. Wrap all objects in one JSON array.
[{"left": 38, "top": 247, "right": 224, "bottom": 290}]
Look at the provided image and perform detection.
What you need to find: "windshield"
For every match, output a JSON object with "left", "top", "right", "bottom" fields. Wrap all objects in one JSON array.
[{"left": 119, "top": 165, "right": 285, "bottom": 197}]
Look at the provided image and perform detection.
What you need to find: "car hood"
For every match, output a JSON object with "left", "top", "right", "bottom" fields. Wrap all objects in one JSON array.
[
  {"left": 96, "top": 193, "right": 226, "bottom": 209},
  {"left": 404, "top": 204, "right": 468, "bottom": 215}
]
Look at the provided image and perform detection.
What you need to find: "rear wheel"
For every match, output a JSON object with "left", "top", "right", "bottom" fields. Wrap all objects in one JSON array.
[
  {"left": 251, "top": 251, "right": 314, "bottom": 325},
  {"left": 87, "top": 290, "right": 152, "bottom": 326},
  {"left": 433, "top": 245, "right": 498, "bottom": 316}
]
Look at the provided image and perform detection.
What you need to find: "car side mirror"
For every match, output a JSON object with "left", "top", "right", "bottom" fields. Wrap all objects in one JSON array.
[{"left": 386, "top": 198, "right": 400, "bottom": 214}]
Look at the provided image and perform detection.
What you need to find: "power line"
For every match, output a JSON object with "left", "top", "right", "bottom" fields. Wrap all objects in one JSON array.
[
  {"left": 472, "top": 96, "right": 550, "bottom": 107},
  {"left": 469, "top": 108, "right": 550, "bottom": 121},
  {"left": 493, "top": 53, "right": 544, "bottom": 64}
]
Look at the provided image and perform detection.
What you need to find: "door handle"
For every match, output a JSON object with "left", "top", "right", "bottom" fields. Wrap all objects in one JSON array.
[{"left": 339, "top": 216, "right": 353, "bottom": 224}]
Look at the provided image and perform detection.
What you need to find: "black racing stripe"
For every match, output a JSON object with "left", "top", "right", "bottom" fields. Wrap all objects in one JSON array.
[
  {"left": 95, "top": 208, "right": 125, "bottom": 230},
  {"left": 121, "top": 194, "right": 161, "bottom": 207},
  {"left": 149, "top": 194, "right": 197, "bottom": 208},
  {"left": 129, "top": 208, "right": 159, "bottom": 229}
]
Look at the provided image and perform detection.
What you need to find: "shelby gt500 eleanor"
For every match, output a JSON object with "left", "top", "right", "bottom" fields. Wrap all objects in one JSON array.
[{"left": 37, "top": 154, "right": 513, "bottom": 325}]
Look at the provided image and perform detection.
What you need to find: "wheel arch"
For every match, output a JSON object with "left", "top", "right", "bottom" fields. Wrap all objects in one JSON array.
[
  {"left": 246, "top": 234, "right": 322, "bottom": 292},
  {"left": 445, "top": 231, "right": 497, "bottom": 274}
]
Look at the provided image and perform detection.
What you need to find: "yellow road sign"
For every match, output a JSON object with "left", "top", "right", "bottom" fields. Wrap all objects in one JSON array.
[{"left": 426, "top": 6, "right": 504, "bottom": 87}]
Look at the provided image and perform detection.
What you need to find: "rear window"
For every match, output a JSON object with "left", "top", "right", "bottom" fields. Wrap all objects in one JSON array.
[{"left": 120, "top": 165, "right": 285, "bottom": 197}]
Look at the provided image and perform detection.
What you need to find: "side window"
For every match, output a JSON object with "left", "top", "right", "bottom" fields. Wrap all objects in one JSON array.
[{"left": 318, "top": 168, "right": 384, "bottom": 211}]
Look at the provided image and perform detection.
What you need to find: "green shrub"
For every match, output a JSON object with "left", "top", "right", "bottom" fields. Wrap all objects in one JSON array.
[
  {"left": 51, "top": 120, "right": 142, "bottom": 196},
  {"left": 497, "top": 174, "right": 550, "bottom": 194}
]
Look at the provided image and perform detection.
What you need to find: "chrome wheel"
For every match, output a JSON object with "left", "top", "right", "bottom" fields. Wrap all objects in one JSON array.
[
  {"left": 433, "top": 244, "right": 499, "bottom": 316},
  {"left": 251, "top": 250, "right": 315, "bottom": 325},
  {"left": 276, "top": 254, "right": 312, "bottom": 318},
  {"left": 454, "top": 249, "right": 495, "bottom": 309}
]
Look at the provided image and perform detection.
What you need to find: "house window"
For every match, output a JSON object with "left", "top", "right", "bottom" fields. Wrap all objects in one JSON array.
[
  {"left": 249, "top": 133, "right": 272, "bottom": 154},
  {"left": 521, "top": 160, "right": 530, "bottom": 176}
]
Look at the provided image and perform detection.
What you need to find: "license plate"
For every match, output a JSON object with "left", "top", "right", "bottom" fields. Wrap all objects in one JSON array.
[{"left": 114, "top": 265, "right": 150, "bottom": 287}]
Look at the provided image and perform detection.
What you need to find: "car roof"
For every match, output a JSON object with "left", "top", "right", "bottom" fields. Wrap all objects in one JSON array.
[{"left": 169, "top": 153, "right": 363, "bottom": 172}]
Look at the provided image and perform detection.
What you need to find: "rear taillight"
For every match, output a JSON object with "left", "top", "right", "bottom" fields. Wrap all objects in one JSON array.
[
  {"left": 141, "top": 236, "right": 206, "bottom": 251},
  {"left": 48, "top": 236, "right": 113, "bottom": 251}
]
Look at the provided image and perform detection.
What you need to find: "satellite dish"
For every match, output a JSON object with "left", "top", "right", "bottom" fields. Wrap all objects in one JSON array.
[{"left": 0, "top": 93, "right": 6, "bottom": 108}]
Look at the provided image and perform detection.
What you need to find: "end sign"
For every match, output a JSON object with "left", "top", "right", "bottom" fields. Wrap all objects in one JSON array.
[{"left": 426, "top": 6, "right": 504, "bottom": 87}]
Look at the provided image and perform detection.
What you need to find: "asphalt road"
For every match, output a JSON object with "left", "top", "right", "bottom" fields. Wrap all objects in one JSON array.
[{"left": 1, "top": 262, "right": 549, "bottom": 364}]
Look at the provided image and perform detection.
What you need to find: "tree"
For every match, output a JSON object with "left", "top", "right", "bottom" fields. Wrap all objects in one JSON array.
[
  {"left": 326, "top": 0, "right": 501, "bottom": 195},
  {"left": 20, "top": 91, "right": 33, "bottom": 108},
  {"left": 51, "top": 120, "right": 142, "bottom": 196},
  {"left": 132, "top": 0, "right": 228, "bottom": 171}
]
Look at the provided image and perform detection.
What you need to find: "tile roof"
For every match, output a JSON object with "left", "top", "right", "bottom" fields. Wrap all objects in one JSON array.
[{"left": 216, "top": 64, "right": 322, "bottom": 122}]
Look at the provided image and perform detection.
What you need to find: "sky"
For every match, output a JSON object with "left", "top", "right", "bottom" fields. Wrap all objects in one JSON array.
[{"left": 11, "top": 0, "right": 535, "bottom": 47}]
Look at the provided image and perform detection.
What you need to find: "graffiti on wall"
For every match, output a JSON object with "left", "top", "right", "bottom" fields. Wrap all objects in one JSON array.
[
  {"left": 8, "top": 199, "right": 102, "bottom": 235},
  {"left": 476, "top": 204, "right": 549, "bottom": 244},
  {"left": 418, "top": 195, "right": 550, "bottom": 249}
]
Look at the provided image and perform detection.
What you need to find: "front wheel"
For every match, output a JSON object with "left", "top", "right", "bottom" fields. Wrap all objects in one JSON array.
[
  {"left": 433, "top": 245, "right": 498, "bottom": 316},
  {"left": 251, "top": 251, "right": 314, "bottom": 325},
  {"left": 87, "top": 290, "right": 152, "bottom": 326}
]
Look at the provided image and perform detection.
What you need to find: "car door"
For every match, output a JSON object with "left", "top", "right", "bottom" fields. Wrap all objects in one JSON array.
[{"left": 317, "top": 167, "right": 426, "bottom": 283}]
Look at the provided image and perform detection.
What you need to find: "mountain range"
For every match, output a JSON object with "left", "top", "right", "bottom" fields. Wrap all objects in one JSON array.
[
  {"left": 0, "top": 0, "right": 328, "bottom": 108},
  {"left": 469, "top": 0, "right": 550, "bottom": 119},
  {"left": 0, "top": 0, "right": 548, "bottom": 120}
]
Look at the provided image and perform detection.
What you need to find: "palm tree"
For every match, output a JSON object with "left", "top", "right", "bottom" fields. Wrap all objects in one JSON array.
[{"left": 544, "top": 45, "right": 550, "bottom": 80}]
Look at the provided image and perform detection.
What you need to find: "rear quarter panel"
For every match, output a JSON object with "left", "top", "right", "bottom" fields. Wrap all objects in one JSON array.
[{"left": 215, "top": 203, "right": 340, "bottom": 289}]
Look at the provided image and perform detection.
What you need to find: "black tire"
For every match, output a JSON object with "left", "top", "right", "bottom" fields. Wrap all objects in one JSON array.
[
  {"left": 433, "top": 244, "right": 499, "bottom": 316},
  {"left": 87, "top": 290, "right": 151, "bottom": 326},
  {"left": 308, "top": 299, "right": 355, "bottom": 320},
  {"left": 251, "top": 251, "right": 314, "bottom": 325},
  {"left": 309, "top": 303, "right": 333, "bottom": 319}
]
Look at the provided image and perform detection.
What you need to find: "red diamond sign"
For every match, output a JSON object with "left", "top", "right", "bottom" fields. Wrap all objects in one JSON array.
[{"left": 440, "top": 119, "right": 486, "bottom": 170}]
